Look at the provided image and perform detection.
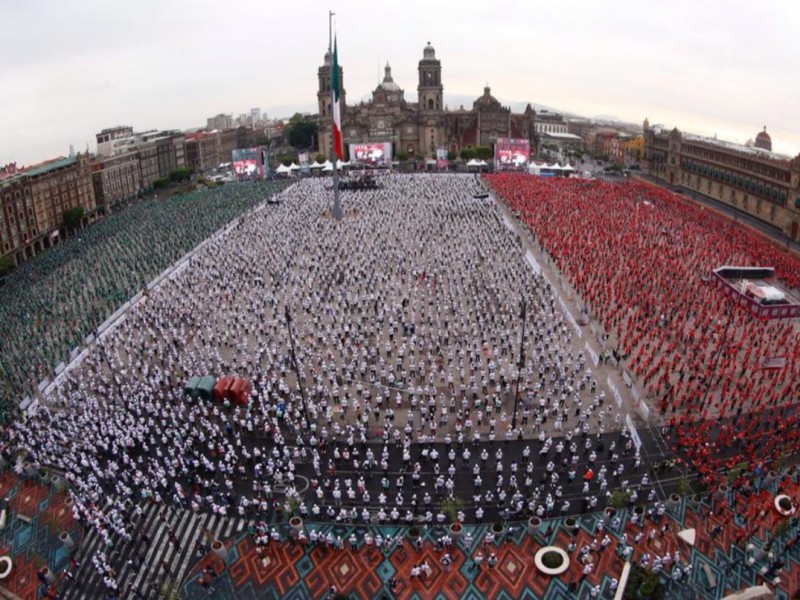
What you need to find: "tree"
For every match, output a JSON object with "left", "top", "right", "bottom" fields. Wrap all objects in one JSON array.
[
  {"left": 447, "top": 150, "right": 456, "bottom": 161},
  {"left": 0, "top": 255, "right": 14, "bottom": 277},
  {"left": 152, "top": 178, "right": 171, "bottom": 190},
  {"left": 284, "top": 113, "right": 319, "bottom": 151},
  {"left": 460, "top": 147, "right": 476, "bottom": 160},
  {"left": 276, "top": 154, "right": 297, "bottom": 167},
  {"left": 169, "top": 167, "right": 193, "bottom": 182},
  {"left": 475, "top": 146, "right": 493, "bottom": 160},
  {"left": 62, "top": 206, "right": 84, "bottom": 231},
  {"left": 396, "top": 151, "right": 409, "bottom": 162}
]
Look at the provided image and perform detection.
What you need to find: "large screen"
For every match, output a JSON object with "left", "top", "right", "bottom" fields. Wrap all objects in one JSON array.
[
  {"left": 231, "top": 147, "right": 266, "bottom": 180},
  {"left": 494, "top": 138, "right": 530, "bottom": 171},
  {"left": 349, "top": 142, "right": 392, "bottom": 166}
]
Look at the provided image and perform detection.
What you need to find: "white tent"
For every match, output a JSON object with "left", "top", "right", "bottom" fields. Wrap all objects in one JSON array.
[
  {"left": 322, "top": 163, "right": 333, "bottom": 172},
  {"left": 289, "top": 162, "right": 300, "bottom": 171},
  {"left": 275, "top": 164, "right": 292, "bottom": 174},
  {"left": 310, "top": 161, "right": 325, "bottom": 169},
  {"left": 466, "top": 159, "right": 481, "bottom": 167},
  {"left": 477, "top": 160, "right": 489, "bottom": 168}
]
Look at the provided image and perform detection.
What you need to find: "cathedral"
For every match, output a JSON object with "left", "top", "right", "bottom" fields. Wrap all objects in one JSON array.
[{"left": 317, "top": 42, "right": 537, "bottom": 159}]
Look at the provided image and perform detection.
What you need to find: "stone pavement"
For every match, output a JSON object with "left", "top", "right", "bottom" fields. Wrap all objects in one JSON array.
[
  {"left": 180, "top": 470, "right": 800, "bottom": 600},
  {"left": 0, "top": 470, "right": 80, "bottom": 600}
]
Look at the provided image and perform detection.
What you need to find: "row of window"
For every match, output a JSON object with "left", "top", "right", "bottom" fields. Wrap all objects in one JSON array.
[
  {"left": 684, "top": 143, "right": 789, "bottom": 183},
  {"left": 681, "top": 159, "right": 787, "bottom": 205}
]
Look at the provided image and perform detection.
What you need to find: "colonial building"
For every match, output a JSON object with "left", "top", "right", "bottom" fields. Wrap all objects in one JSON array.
[
  {"left": 0, "top": 153, "right": 97, "bottom": 265},
  {"left": 643, "top": 121, "right": 800, "bottom": 241},
  {"left": 317, "top": 42, "right": 537, "bottom": 159},
  {"left": 91, "top": 151, "right": 142, "bottom": 211},
  {"left": 185, "top": 128, "right": 241, "bottom": 173}
]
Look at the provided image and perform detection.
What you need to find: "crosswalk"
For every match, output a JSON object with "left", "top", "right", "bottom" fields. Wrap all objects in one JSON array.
[{"left": 63, "top": 502, "right": 250, "bottom": 599}]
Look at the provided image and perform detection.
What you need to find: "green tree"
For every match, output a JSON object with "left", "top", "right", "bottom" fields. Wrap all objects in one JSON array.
[
  {"left": 475, "top": 146, "right": 493, "bottom": 160},
  {"left": 284, "top": 113, "right": 319, "bottom": 151},
  {"left": 396, "top": 151, "right": 409, "bottom": 162},
  {"left": 152, "top": 178, "right": 171, "bottom": 190},
  {"left": 447, "top": 150, "right": 456, "bottom": 161},
  {"left": 169, "top": 167, "right": 193, "bottom": 182},
  {"left": 0, "top": 254, "right": 15, "bottom": 277},
  {"left": 460, "top": 147, "right": 476, "bottom": 160},
  {"left": 276, "top": 154, "right": 297, "bottom": 167},
  {"left": 62, "top": 206, "right": 84, "bottom": 230}
]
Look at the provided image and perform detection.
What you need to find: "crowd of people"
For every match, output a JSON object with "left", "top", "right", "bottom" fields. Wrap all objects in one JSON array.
[
  {"left": 0, "top": 175, "right": 658, "bottom": 594},
  {"left": 0, "top": 180, "right": 290, "bottom": 405},
  {"left": 486, "top": 174, "right": 800, "bottom": 486}
]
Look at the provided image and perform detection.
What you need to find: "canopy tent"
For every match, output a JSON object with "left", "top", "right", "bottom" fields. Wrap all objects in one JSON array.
[
  {"left": 183, "top": 376, "right": 201, "bottom": 399},
  {"left": 214, "top": 376, "right": 234, "bottom": 402},
  {"left": 289, "top": 163, "right": 301, "bottom": 171},
  {"left": 275, "top": 164, "right": 292, "bottom": 174},
  {"left": 466, "top": 159, "right": 481, "bottom": 167},
  {"left": 196, "top": 376, "right": 216, "bottom": 402},
  {"left": 229, "top": 378, "right": 252, "bottom": 405},
  {"left": 322, "top": 164, "right": 333, "bottom": 172},
  {"left": 528, "top": 161, "right": 575, "bottom": 176},
  {"left": 310, "top": 161, "right": 325, "bottom": 169}
]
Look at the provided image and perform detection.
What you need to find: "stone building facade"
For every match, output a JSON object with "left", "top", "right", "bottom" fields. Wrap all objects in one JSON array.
[
  {"left": 643, "top": 121, "right": 800, "bottom": 241},
  {"left": 0, "top": 153, "right": 97, "bottom": 264},
  {"left": 317, "top": 42, "right": 537, "bottom": 160}
]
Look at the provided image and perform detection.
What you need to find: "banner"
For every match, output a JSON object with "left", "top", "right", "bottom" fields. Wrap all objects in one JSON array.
[
  {"left": 231, "top": 147, "right": 266, "bottom": 180},
  {"left": 436, "top": 147, "right": 448, "bottom": 169},
  {"left": 349, "top": 142, "right": 392, "bottom": 166},
  {"left": 494, "top": 138, "right": 530, "bottom": 171}
]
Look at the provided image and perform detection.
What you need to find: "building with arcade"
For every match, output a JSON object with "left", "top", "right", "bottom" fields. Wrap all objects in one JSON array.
[
  {"left": 316, "top": 42, "right": 537, "bottom": 161},
  {"left": 643, "top": 121, "right": 800, "bottom": 242}
]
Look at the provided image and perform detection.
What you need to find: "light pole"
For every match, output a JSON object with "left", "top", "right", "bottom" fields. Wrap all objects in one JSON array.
[
  {"left": 284, "top": 305, "right": 312, "bottom": 428},
  {"left": 97, "top": 340, "right": 124, "bottom": 405},
  {"left": 511, "top": 299, "right": 527, "bottom": 430}
]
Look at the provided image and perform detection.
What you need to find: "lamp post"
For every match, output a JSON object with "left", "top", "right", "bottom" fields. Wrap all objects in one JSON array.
[
  {"left": 511, "top": 299, "right": 527, "bottom": 430},
  {"left": 97, "top": 340, "right": 124, "bottom": 405},
  {"left": 699, "top": 316, "right": 734, "bottom": 413},
  {"left": 284, "top": 305, "right": 312, "bottom": 428}
]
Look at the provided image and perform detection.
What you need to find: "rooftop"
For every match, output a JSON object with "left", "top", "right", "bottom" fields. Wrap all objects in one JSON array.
[
  {"left": 683, "top": 133, "right": 791, "bottom": 162},
  {"left": 23, "top": 155, "right": 77, "bottom": 176}
]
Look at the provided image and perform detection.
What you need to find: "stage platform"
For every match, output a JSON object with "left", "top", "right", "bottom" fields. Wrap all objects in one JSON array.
[{"left": 712, "top": 265, "right": 800, "bottom": 319}]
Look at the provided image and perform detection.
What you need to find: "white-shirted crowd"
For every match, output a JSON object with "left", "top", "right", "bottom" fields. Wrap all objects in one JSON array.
[{"left": 1, "top": 174, "right": 643, "bottom": 592}]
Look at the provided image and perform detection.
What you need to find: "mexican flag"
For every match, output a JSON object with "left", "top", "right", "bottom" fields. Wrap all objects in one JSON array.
[{"left": 331, "top": 37, "right": 343, "bottom": 162}]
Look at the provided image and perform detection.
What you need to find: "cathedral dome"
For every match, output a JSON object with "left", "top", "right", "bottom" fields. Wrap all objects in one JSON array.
[
  {"left": 474, "top": 85, "right": 501, "bottom": 110},
  {"left": 755, "top": 126, "right": 772, "bottom": 151},
  {"left": 378, "top": 63, "right": 401, "bottom": 92}
]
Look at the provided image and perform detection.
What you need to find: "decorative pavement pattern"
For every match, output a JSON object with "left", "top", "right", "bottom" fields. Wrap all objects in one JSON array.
[
  {"left": 4, "top": 467, "right": 800, "bottom": 599},
  {"left": 181, "top": 471, "right": 800, "bottom": 600},
  {"left": 0, "top": 470, "right": 80, "bottom": 600}
]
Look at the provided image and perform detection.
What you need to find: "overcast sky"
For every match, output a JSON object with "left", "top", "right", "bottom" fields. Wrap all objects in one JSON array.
[{"left": 1, "top": 0, "right": 798, "bottom": 165}]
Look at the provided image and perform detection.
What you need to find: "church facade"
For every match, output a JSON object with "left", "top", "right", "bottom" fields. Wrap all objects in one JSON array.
[{"left": 317, "top": 42, "right": 537, "bottom": 160}]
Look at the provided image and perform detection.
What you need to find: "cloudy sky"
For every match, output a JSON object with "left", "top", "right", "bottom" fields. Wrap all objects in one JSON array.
[{"left": 1, "top": 0, "right": 798, "bottom": 165}]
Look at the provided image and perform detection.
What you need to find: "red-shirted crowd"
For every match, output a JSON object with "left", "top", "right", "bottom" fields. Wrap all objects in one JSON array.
[{"left": 486, "top": 174, "right": 800, "bottom": 486}]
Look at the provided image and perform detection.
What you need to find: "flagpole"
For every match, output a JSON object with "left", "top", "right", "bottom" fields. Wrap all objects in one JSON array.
[{"left": 329, "top": 11, "right": 342, "bottom": 221}]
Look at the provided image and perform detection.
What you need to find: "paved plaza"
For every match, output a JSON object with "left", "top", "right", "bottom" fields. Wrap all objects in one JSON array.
[{"left": 1, "top": 173, "right": 798, "bottom": 599}]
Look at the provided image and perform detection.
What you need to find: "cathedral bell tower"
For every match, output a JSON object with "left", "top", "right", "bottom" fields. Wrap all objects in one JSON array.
[
  {"left": 317, "top": 49, "right": 346, "bottom": 156},
  {"left": 417, "top": 42, "right": 442, "bottom": 113}
]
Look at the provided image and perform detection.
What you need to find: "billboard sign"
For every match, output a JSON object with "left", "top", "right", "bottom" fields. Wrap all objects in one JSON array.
[
  {"left": 436, "top": 147, "right": 448, "bottom": 169},
  {"left": 231, "top": 147, "right": 266, "bottom": 180},
  {"left": 495, "top": 138, "right": 530, "bottom": 171},
  {"left": 349, "top": 142, "right": 392, "bottom": 166}
]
